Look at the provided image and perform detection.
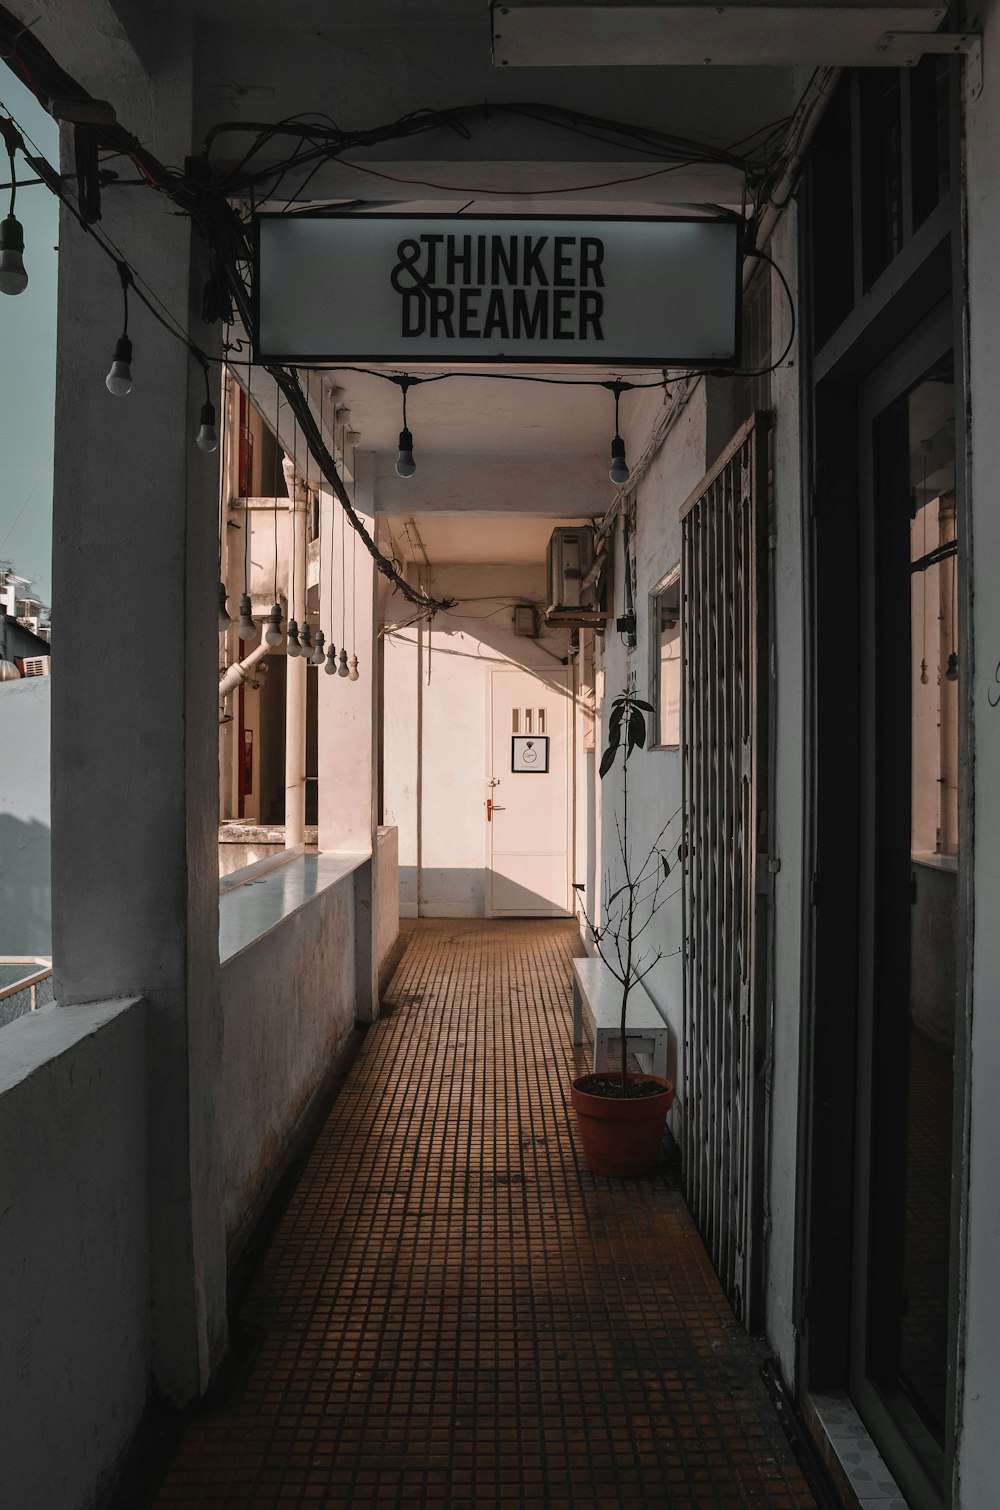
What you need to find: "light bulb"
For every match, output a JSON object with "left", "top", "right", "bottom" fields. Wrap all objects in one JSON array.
[
  {"left": 312, "top": 629, "right": 326, "bottom": 666},
  {"left": 300, "top": 622, "right": 313, "bottom": 656},
  {"left": 395, "top": 426, "right": 416, "bottom": 478},
  {"left": 338, "top": 648, "right": 349, "bottom": 677},
  {"left": 196, "top": 400, "right": 219, "bottom": 453},
  {"left": 920, "top": 658, "right": 928, "bottom": 686},
  {"left": 0, "top": 214, "right": 27, "bottom": 295},
  {"left": 609, "top": 435, "right": 629, "bottom": 487},
  {"left": 946, "top": 651, "right": 959, "bottom": 682},
  {"left": 348, "top": 655, "right": 359, "bottom": 682},
  {"left": 218, "top": 582, "right": 231, "bottom": 631},
  {"left": 264, "top": 603, "right": 284, "bottom": 647},
  {"left": 286, "top": 619, "right": 302, "bottom": 656},
  {"left": 106, "top": 335, "right": 133, "bottom": 396},
  {"left": 236, "top": 592, "right": 256, "bottom": 641}
]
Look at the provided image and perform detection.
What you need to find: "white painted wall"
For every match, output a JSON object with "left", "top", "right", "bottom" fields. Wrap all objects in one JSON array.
[
  {"left": 218, "top": 876, "right": 358, "bottom": 1253},
  {"left": 0, "top": 998, "right": 148, "bottom": 1510},
  {"left": 596, "top": 381, "right": 708, "bottom": 1125},
  {"left": 954, "top": 7, "right": 1000, "bottom": 1499},
  {"left": 375, "top": 824, "right": 400, "bottom": 984},
  {"left": 383, "top": 561, "right": 572, "bottom": 917}
]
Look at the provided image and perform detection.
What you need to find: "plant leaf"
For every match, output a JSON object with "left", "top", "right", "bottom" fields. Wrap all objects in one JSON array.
[
  {"left": 599, "top": 742, "right": 619, "bottom": 778},
  {"left": 627, "top": 707, "right": 646, "bottom": 751},
  {"left": 606, "top": 886, "right": 626, "bottom": 906},
  {"left": 572, "top": 882, "right": 585, "bottom": 892},
  {"left": 661, "top": 856, "right": 670, "bottom": 878},
  {"left": 631, "top": 698, "right": 654, "bottom": 712}
]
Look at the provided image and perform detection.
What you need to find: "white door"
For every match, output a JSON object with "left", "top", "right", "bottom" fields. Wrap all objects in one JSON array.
[{"left": 488, "top": 668, "right": 572, "bottom": 916}]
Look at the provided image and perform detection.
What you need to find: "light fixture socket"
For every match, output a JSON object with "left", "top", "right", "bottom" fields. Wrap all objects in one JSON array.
[{"left": 286, "top": 619, "right": 302, "bottom": 656}]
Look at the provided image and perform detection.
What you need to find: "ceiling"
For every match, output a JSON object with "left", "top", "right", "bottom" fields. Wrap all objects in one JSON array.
[{"left": 384, "top": 513, "right": 588, "bottom": 568}]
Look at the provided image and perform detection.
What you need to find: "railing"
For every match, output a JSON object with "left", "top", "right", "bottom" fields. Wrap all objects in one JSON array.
[{"left": 0, "top": 956, "right": 54, "bottom": 1028}]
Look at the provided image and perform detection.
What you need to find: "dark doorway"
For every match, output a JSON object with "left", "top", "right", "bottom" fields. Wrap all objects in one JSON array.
[{"left": 850, "top": 321, "right": 960, "bottom": 1506}]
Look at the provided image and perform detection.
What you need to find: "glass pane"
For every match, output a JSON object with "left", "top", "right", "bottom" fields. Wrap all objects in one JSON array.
[
  {"left": 866, "top": 360, "right": 957, "bottom": 1475},
  {"left": 655, "top": 576, "right": 681, "bottom": 745}
]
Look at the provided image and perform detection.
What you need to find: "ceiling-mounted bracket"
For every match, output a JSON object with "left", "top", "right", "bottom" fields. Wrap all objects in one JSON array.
[{"left": 874, "top": 31, "right": 982, "bottom": 101}]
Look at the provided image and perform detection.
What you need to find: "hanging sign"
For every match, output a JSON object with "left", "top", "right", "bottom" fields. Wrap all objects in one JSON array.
[{"left": 253, "top": 213, "right": 741, "bottom": 367}]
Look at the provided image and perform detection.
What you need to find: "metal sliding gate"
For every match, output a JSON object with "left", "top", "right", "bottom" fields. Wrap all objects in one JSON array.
[{"left": 680, "top": 412, "right": 771, "bottom": 1328}]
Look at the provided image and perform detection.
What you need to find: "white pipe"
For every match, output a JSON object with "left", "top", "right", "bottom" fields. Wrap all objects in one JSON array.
[
  {"left": 218, "top": 640, "right": 269, "bottom": 697},
  {"left": 283, "top": 457, "right": 308, "bottom": 849}
]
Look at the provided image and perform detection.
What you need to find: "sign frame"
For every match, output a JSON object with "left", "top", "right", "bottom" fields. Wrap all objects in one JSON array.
[{"left": 251, "top": 211, "right": 744, "bottom": 369}]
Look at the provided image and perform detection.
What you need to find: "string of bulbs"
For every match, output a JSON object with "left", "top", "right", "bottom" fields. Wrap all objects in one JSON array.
[{"left": 0, "top": 9, "right": 797, "bottom": 616}]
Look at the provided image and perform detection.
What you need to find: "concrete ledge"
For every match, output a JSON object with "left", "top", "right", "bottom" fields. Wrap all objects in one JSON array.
[
  {"left": 219, "top": 851, "right": 369, "bottom": 963},
  {"left": 0, "top": 996, "right": 149, "bottom": 1510},
  {"left": 0, "top": 995, "right": 142, "bottom": 1093}
]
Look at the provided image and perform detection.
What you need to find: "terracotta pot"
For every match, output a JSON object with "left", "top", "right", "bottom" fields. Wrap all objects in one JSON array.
[{"left": 570, "top": 1072, "right": 675, "bottom": 1177}]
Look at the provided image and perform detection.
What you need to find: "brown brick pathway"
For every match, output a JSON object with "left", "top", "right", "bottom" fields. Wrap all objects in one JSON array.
[{"left": 153, "top": 920, "right": 817, "bottom": 1508}]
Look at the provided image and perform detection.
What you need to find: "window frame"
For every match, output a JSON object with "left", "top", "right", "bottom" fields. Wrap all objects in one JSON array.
[{"left": 648, "top": 564, "right": 681, "bottom": 751}]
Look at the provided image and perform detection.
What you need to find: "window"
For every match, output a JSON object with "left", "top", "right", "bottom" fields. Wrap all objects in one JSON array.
[{"left": 650, "top": 568, "right": 680, "bottom": 747}]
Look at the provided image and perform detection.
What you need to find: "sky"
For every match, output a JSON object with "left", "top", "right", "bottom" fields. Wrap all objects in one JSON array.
[{"left": 0, "top": 74, "right": 58, "bottom": 608}]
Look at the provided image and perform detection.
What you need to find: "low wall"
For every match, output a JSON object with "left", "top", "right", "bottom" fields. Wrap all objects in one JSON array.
[
  {"left": 218, "top": 863, "right": 359, "bottom": 1253},
  {"left": 375, "top": 825, "right": 400, "bottom": 985},
  {"left": 0, "top": 998, "right": 149, "bottom": 1510}
]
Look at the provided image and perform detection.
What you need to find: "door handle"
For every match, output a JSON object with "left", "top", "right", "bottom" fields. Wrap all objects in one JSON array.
[{"left": 487, "top": 798, "right": 492, "bottom": 822}]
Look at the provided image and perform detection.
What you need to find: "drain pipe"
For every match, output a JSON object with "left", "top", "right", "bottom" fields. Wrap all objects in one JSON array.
[
  {"left": 750, "top": 66, "right": 842, "bottom": 265},
  {"left": 283, "top": 458, "right": 308, "bottom": 850},
  {"left": 219, "top": 640, "right": 269, "bottom": 697}
]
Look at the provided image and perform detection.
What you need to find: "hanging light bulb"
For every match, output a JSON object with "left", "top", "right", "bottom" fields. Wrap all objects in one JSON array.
[
  {"left": 264, "top": 603, "right": 284, "bottom": 647},
  {"left": 106, "top": 335, "right": 133, "bottom": 396},
  {"left": 338, "top": 648, "right": 349, "bottom": 677},
  {"left": 396, "top": 426, "right": 416, "bottom": 478},
  {"left": 920, "top": 658, "right": 929, "bottom": 686},
  {"left": 606, "top": 380, "right": 631, "bottom": 486},
  {"left": 348, "top": 654, "right": 359, "bottom": 682},
  {"left": 300, "top": 622, "right": 314, "bottom": 657},
  {"left": 196, "top": 401, "right": 219, "bottom": 453},
  {"left": 218, "top": 582, "right": 231, "bottom": 631},
  {"left": 286, "top": 619, "right": 302, "bottom": 657},
  {"left": 106, "top": 263, "right": 134, "bottom": 394},
  {"left": 312, "top": 628, "right": 326, "bottom": 665},
  {"left": 945, "top": 651, "right": 959, "bottom": 682},
  {"left": 0, "top": 213, "right": 27, "bottom": 295},
  {"left": 236, "top": 592, "right": 256, "bottom": 641},
  {"left": 325, "top": 643, "right": 338, "bottom": 675},
  {"left": 394, "top": 377, "right": 416, "bottom": 477}
]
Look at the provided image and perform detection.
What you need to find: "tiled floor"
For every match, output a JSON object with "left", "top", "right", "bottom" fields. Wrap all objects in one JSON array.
[{"left": 153, "top": 920, "right": 818, "bottom": 1508}]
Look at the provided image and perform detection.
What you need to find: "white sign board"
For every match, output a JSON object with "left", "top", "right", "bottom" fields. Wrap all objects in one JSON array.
[{"left": 254, "top": 214, "right": 741, "bottom": 366}]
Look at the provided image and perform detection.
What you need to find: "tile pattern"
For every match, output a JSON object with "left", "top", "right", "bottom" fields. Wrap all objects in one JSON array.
[
  {"left": 807, "top": 1395, "right": 908, "bottom": 1509},
  {"left": 154, "top": 920, "right": 817, "bottom": 1508}
]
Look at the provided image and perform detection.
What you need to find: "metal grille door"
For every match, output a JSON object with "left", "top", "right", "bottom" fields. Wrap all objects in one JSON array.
[{"left": 680, "top": 413, "right": 771, "bottom": 1328}]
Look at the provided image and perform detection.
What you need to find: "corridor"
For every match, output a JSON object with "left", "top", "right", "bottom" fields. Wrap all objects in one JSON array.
[{"left": 153, "top": 921, "right": 817, "bottom": 1509}]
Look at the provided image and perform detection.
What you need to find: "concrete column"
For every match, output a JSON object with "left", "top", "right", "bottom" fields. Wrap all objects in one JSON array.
[
  {"left": 49, "top": 51, "right": 226, "bottom": 1402},
  {"left": 318, "top": 451, "right": 378, "bottom": 855},
  {"left": 282, "top": 460, "right": 308, "bottom": 848}
]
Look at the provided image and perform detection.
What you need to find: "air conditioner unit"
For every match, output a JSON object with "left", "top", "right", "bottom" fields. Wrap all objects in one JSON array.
[
  {"left": 545, "top": 526, "right": 608, "bottom": 626},
  {"left": 20, "top": 656, "right": 50, "bottom": 677}
]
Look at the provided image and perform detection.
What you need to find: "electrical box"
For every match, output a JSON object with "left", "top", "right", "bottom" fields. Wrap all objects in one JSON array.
[
  {"left": 545, "top": 526, "right": 608, "bottom": 626},
  {"left": 513, "top": 604, "right": 539, "bottom": 638}
]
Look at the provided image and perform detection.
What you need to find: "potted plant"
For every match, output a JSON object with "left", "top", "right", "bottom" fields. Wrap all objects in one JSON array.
[{"left": 571, "top": 687, "right": 679, "bottom": 1176}]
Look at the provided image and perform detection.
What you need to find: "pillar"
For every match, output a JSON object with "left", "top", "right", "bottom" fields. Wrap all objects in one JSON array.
[
  {"left": 49, "top": 55, "right": 226, "bottom": 1401},
  {"left": 282, "top": 458, "right": 308, "bottom": 848}
]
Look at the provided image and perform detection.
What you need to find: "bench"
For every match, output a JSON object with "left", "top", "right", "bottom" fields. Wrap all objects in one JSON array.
[{"left": 571, "top": 956, "right": 669, "bottom": 1079}]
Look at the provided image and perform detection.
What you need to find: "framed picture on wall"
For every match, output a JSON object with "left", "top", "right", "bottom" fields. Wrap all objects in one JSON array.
[{"left": 511, "top": 735, "right": 549, "bottom": 773}]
